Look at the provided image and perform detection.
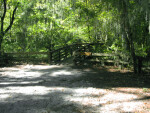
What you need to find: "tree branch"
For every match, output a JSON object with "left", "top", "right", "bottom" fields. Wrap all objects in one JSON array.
[
  {"left": 1, "top": 0, "right": 7, "bottom": 34},
  {"left": 4, "top": 2, "right": 19, "bottom": 34}
]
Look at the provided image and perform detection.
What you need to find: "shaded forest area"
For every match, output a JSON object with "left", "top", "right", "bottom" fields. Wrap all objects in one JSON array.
[{"left": 0, "top": 0, "right": 150, "bottom": 73}]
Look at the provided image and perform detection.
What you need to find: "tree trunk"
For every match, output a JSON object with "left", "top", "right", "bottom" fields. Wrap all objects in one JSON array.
[
  {"left": 0, "top": 1, "right": 19, "bottom": 55},
  {"left": 121, "top": 0, "right": 138, "bottom": 73},
  {"left": 137, "top": 56, "right": 142, "bottom": 74},
  {"left": 130, "top": 32, "right": 137, "bottom": 73},
  {"left": 0, "top": 35, "right": 4, "bottom": 56}
]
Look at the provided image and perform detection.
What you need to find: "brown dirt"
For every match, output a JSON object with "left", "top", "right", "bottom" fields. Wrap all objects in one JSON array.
[{"left": 0, "top": 64, "right": 150, "bottom": 113}]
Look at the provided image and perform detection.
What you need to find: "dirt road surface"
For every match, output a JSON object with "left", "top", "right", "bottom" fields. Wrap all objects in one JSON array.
[{"left": 0, "top": 63, "right": 150, "bottom": 113}]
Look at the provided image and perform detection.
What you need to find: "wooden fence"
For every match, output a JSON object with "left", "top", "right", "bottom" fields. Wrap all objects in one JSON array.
[
  {"left": 6, "top": 52, "right": 48, "bottom": 64},
  {"left": 1, "top": 42, "right": 149, "bottom": 73},
  {"left": 3, "top": 42, "right": 130, "bottom": 68},
  {"left": 73, "top": 51, "right": 131, "bottom": 68},
  {"left": 4, "top": 43, "right": 101, "bottom": 64}
]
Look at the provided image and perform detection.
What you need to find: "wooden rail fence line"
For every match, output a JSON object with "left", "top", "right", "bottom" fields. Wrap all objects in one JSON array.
[
  {"left": 1, "top": 42, "right": 149, "bottom": 73},
  {"left": 2, "top": 43, "right": 100, "bottom": 64}
]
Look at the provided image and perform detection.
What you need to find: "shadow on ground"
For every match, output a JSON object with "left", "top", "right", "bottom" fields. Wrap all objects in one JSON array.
[
  {"left": 0, "top": 64, "right": 150, "bottom": 113},
  {"left": 1, "top": 65, "right": 149, "bottom": 88}
]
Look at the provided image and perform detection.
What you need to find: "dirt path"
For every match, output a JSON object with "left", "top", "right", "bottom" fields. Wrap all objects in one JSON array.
[{"left": 0, "top": 64, "right": 150, "bottom": 113}]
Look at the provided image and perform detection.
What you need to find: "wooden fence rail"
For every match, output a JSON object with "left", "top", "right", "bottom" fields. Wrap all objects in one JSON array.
[
  {"left": 2, "top": 43, "right": 100, "bottom": 64},
  {"left": 1, "top": 42, "right": 132, "bottom": 69},
  {"left": 73, "top": 51, "right": 131, "bottom": 68},
  {"left": 1, "top": 42, "right": 150, "bottom": 73}
]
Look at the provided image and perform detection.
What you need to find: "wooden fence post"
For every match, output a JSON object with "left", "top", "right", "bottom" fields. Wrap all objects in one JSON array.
[
  {"left": 70, "top": 46, "right": 73, "bottom": 56},
  {"left": 48, "top": 52, "right": 50, "bottom": 64},
  {"left": 58, "top": 50, "right": 61, "bottom": 61},
  {"left": 65, "top": 47, "right": 67, "bottom": 59},
  {"left": 83, "top": 46, "right": 86, "bottom": 60},
  {"left": 101, "top": 61, "right": 105, "bottom": 66},
  {"left": 48, "top": 51, "right": 52, "bottom": 64},
  {"left": 27, "top": 53, "right": 29, "bottom": 64}
]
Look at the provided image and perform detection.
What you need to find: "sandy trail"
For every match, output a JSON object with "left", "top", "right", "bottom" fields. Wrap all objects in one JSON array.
[{"left": 0, "top": 64, "right": 150, "bottom": 113}]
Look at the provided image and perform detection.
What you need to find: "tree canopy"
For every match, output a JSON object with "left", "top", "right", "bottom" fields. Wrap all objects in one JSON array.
[{"left": 0, "top": 0, "right": 150, "bottom": 72}]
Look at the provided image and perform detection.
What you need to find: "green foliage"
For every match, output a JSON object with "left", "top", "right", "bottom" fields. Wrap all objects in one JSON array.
[{"left": 0, "top": 0, "right": 149, "bottom": 62}]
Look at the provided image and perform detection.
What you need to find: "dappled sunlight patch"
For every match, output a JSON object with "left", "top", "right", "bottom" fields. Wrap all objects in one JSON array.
[
  {"left": 66, "top": 88, "right": 107, "bottom": 106},
  {"left": 100, "top": 92, "right": 138, "bottom": 102},
  {"left": 0, "top": 64, "right": 76, "bottom": 80},
  {"left": 115, "top": 87, "right": 150, "bottom": 94},
  {"left": 107, "top": 68, "right": 131, "bottom": 73},
  {"left": 51, "top": 70, "right": 73, "bottom": 77},
  {"left": 1, "top": 71, "right": 42, "bottom": 78},
  {"left": 0, "top": 81, "right": 42, "bottom": 85},
  {"left": 0, "top": 86, "right": 72, "bottom": 103},
  {"left": 74, "top": 87, "right": 107, "bottom": 96},
  {"left": 1, "top": 85, "right": 149, "bottom": 112},
  {"left": 0, "top": 66, "right": 42, "bottom": 78},
  {"left": 96, "top": 66, "right": 132, "bottom": 73},
  {"left": 25, "top": 65, "right": 64, "bottom": 70},
  {"left": 0, "top": 65, "right": 149, "bottom": 113},
  {"left": 63, "top": 87, "right": 149, "bottom": 112},
  {"left": 100, "top": 101, "right": 144, "bottom": 113},
  {"left": 0, "top": 94, "right": 10, "bottom": 100},
  {"left": 0, "top": 65, "right": 85, "bottom": 83},
  {"left": 1, "top": 86, "right": 51, "bottom": 95}
]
